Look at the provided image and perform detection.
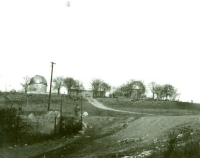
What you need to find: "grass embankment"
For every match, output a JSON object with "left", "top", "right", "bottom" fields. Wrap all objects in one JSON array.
[
  {"left": 0, "top": 92, "right": 136, "bottom": 117},
  {"left": 96, "top": 98, "right": 200, "bottom": 115}
]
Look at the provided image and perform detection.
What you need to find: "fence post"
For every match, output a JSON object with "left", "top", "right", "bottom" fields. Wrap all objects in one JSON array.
[
  {"left": 54, "top": 117, "right": 57, "bottom": 135},
  {"left": 16, "top": 116, "right": 19, "bottom": 145},
  {"left": 26, "top": 96, "right": 29, "bottom": 110},
  {"left": 60, "top": 95, "right": 63, "bottom": 117},
  {"left": 81, "top": 95, "right": 83, "bottom": 130},
  {"left": 59, "top": 95, "right": 63, "bottom": 133}
]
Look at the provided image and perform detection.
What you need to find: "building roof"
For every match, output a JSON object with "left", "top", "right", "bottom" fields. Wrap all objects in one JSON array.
[{"left": 29, "top": 75, "right": 47, "bottom": 86}]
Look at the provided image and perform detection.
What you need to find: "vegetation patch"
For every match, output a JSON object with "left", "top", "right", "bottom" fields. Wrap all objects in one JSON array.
[
  {"left": 60, "top": 116, "right": 82, "bottom": 136},
  {"left": 0, "top": 108, "right": 56, "bottom": 147},
  {"left": 147, "top": 126, "right": 200, "bottom": 158}
]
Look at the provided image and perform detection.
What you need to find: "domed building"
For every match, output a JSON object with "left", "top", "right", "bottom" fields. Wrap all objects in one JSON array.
[{"left": 27, "top": 75, "right": 48, "bottom": 94}]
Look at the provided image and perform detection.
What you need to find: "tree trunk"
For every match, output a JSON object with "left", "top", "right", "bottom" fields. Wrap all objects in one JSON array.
[
  {"left": 25, "top": 88, "right": 27, "bottom": 94},
  {"left": 67, "top": 89, "right": 70, "bottom": 95},
  {"left": 93, "top": 90, "right": 95, "bottom": 98},
  {"left": 57, "top": 88, "right": 60, "bottom": 95}
]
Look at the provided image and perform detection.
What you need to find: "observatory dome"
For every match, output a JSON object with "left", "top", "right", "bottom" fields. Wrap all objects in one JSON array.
[
  {"left": 27, "top": 75, "right": 47, "bottom": 94},
  {"left": 29, "top": 75, "right": 47, "bottom": 86}
]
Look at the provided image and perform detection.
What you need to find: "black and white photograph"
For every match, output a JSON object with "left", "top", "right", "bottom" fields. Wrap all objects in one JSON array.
[{"left": 0, "top": 0, "right": 200, "bottom": 157}]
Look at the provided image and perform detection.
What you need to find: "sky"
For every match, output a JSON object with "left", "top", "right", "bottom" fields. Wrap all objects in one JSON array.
[{"left": 0, "top": 0, "right": 200, "bottom": 102}]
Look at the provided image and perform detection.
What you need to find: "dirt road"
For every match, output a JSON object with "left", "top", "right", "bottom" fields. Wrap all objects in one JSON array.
[
  {"left": 60, "top": 114, "right": 200, "bottom": 158},
  {"left": 86, "top": 97, "right": 156, "bottom": 115}
]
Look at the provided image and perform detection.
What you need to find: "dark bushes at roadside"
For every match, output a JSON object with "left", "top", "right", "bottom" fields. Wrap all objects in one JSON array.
[
  {"left": 0, "top": 108, "right": 19, "bottom": 146},
  {"left": 60, "top": 116, "right": 82, "bottom": 136}
]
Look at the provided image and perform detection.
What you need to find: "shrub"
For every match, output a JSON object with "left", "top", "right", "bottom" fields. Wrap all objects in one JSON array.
[
  {"left": 147, "top": 126, "right": 200, "bottom": 158},
  {"left": 0, "top": 108, "right": 18, "bottom": 145},
  {"left": 60, "top": 116, "right": 82, "bottom": 136},
  {"left": 164, "top": 126, "right": 193, "bottom": 155}
]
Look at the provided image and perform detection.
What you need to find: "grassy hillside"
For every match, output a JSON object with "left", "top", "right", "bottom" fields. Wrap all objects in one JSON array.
[
  {"left": 1, "top": 91, "right": 200, "bottom": 116},
  {"left": 96, "top": 98, "right": 200, "bottom": 115},
  {"left": 0, "top": 92, "right": 132, "bottom": 117}
]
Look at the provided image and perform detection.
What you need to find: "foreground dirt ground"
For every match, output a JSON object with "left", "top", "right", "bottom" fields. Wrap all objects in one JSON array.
[
  {"left": 65, "top": 115, "right": 200, "bottom": 158},
  {"left": 1, "top": 114, "right": 200, "bottom": 158}
]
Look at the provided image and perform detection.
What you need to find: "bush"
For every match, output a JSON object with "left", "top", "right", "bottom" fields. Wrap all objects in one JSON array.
[
  {"left": 164, "top": 126, "right": 193, "bottom": 155},
  {"left": 60, "top": 116, "right": 82, "bottom": 136},
  {"left": 0, "top": 108, "right": 18, "bottom": 145},
  {"left": 147, "top": 126, "right": 200, "bottom": 158}
]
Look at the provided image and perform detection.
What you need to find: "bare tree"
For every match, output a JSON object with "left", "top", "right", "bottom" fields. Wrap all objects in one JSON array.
[
  {"left": 170, "top": 88, "right": 179, "bottom": 101},
  {"left": 162, "top": 84, "right": 175, "bottom": 100},
  {"left": 91, "top": 78, "right": 102, "bottom": 97},
  {"left": 63, "top": 77, "right": 75, "bottom": 94},
  {"left": 90, "top": 79, "right": 101, "bottom": 91},
  {"left": 100, "top": 82, "right": 111, "bottom": 97},
  {"left": 148, "top": 82, "right": 156, "bottom": 99},
  {"left": 110, "top": 86, "right": 117, "bottom": 97},
  {"left": 73, "top": 80, "right": 85, "bottom": 96},
  {"left": 21, "top": 76, "right": 30, "bottom": 94},
  {"left": 53, "top": 76, "right": 64, "bottom": 95},
  {"left": 154, "top": 85, "right": 164, "bottom": 100},
  {"left": 91, "top": 79, "right": 111, "bottom": 97}
]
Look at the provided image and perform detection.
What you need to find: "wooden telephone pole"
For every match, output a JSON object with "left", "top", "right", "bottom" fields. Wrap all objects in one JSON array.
[{"left": 48, "top": 62, "right": 56, "bottom": 111}]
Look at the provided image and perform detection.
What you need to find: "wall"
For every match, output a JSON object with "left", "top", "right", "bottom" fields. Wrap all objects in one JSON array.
[
  {"left": 28, "top": 84, "right": 47, "bottom": 94},
  {"left": 21, "top": 111, "right": 60, "bottom": 134}
]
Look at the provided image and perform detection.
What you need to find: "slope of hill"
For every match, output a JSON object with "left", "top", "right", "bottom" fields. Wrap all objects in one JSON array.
[
  {"left": 1, "top": 94, "right": 200, "bottom": 158},
  {"left": 96, "top": 98, "right": 200, "bottom": 116}
]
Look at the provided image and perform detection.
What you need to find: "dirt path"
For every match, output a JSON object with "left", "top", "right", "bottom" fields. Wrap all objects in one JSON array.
[
  {"left": 59, "top": 115, "right": 200, "bottom": 158},
  {"left": 86, "top": 97, "right": 156, "bottom": 116},
  {"left": 0, "top": 135, "right": 82, "bottom": 158}
]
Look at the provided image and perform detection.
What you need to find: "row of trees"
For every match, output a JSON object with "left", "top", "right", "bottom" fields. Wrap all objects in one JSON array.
[
  {"left": 53, "top": 77, "right": 84, "bottom": 95},
  {"left": 20, "top": 76, "right": 179, "bottom": 101},
  {"left": 90, "top": 79, "right": 111, "bottom": 97},
  {"left": 20, "top": 76, "right": 84, "bottom": 95},
  {"left": 111, "top": 80, "right": 179, "bottom": 101},
  {"left": 149, "top": 82, "right": 179, "bottom": 101},
  {"left": 112, "top": 80, "right": 146, "bottom": 99},
  {"left": 20, "top": 76, "right": 111, "bottom": 97},
  {"left": 53, "top": 78, "right": 112, "bottom": 97}
]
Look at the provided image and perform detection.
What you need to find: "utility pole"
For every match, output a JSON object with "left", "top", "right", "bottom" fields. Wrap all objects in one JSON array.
[{"left": 48, "top": 62, "right": 56, "bottom": 111}]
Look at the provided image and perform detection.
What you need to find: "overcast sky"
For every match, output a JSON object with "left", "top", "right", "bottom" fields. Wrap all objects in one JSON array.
[{"left": 0, "top": 0, "right": 200, "bottom": 102}]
